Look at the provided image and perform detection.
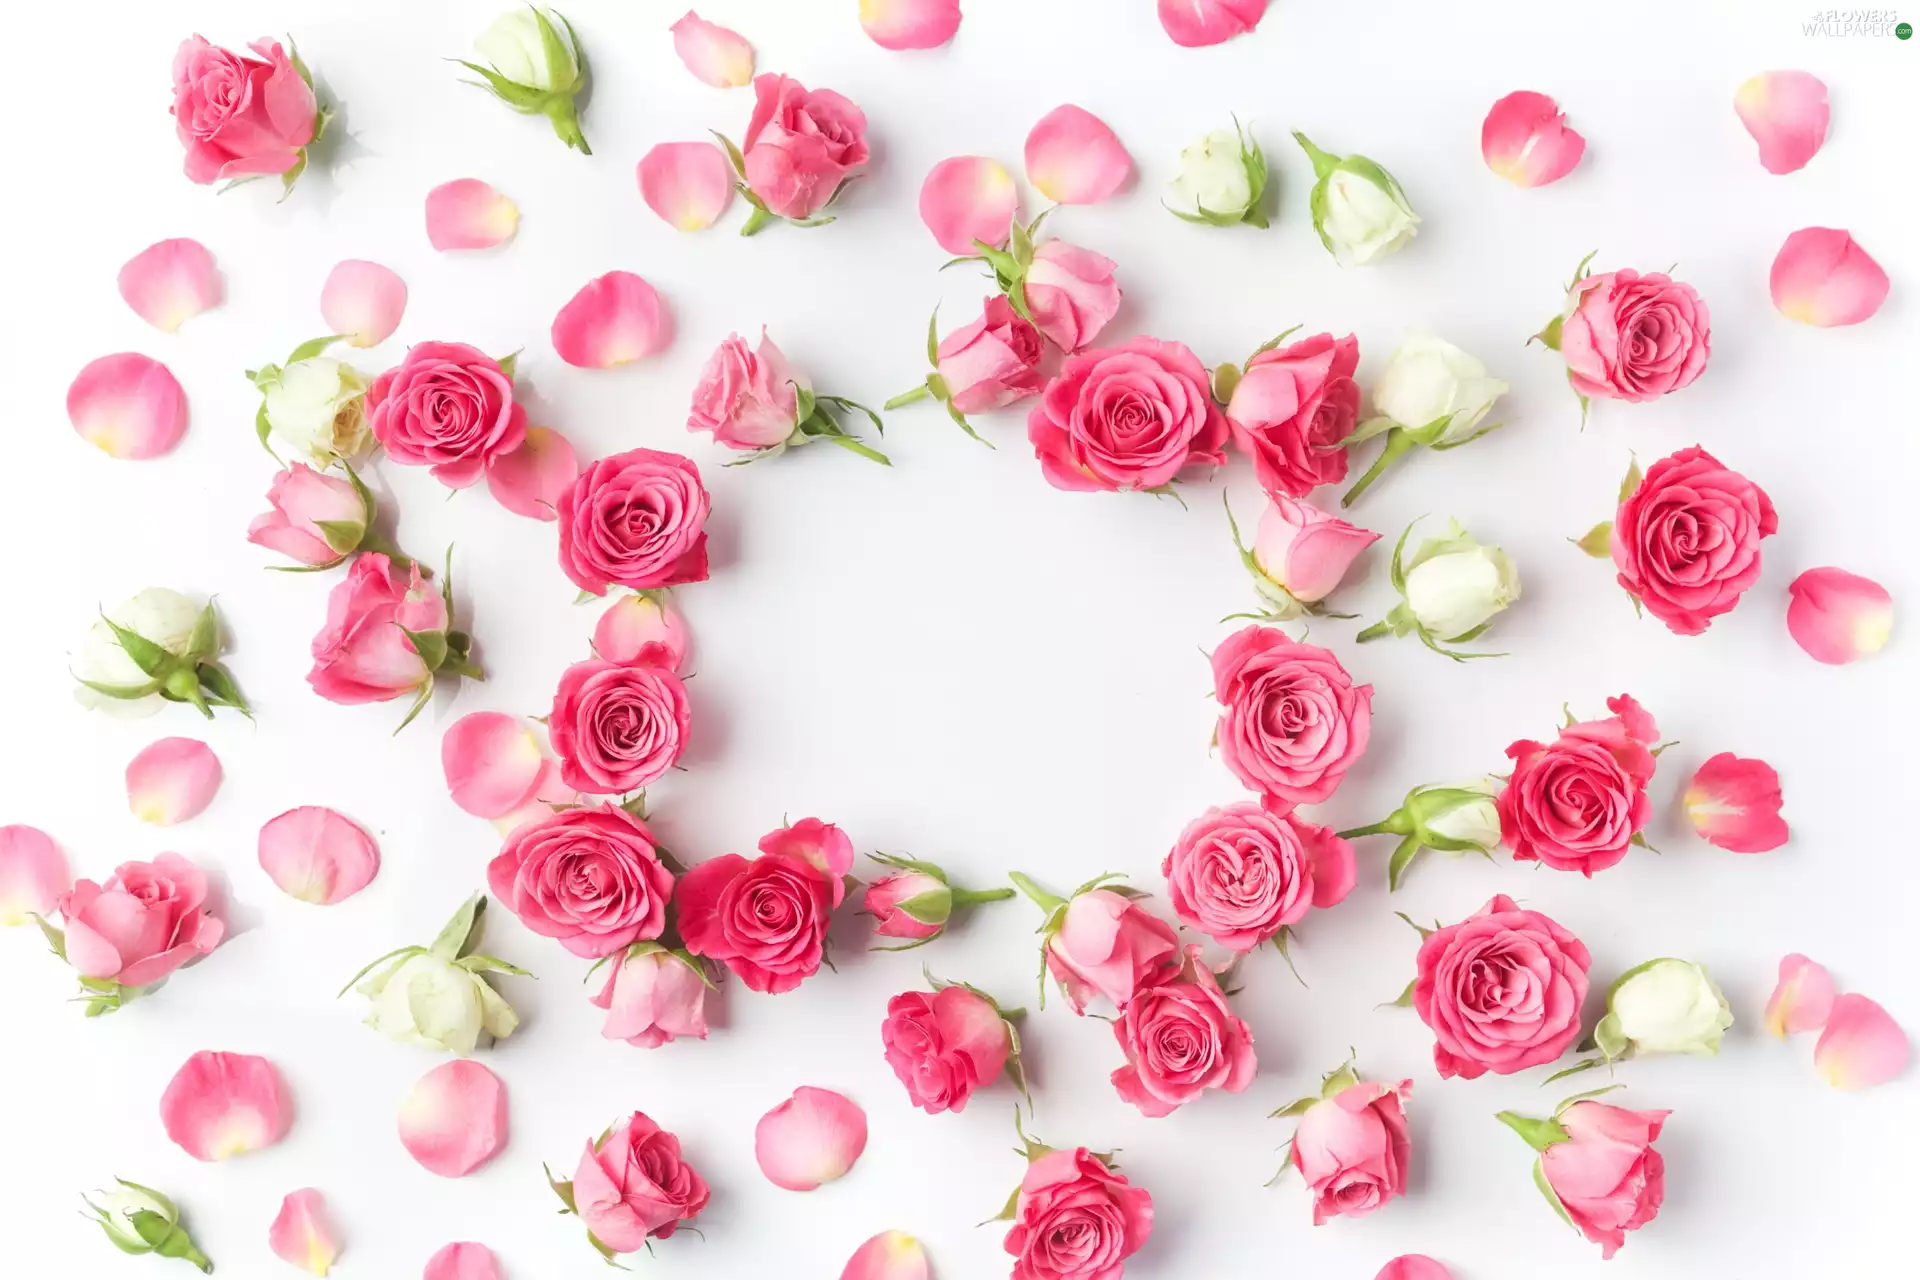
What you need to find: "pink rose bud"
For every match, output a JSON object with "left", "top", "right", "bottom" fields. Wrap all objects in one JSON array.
[
  {"left": 1023, "top": 239, "right": 1122, "bottom": 354},
  {"left": 1279, "top": 1064, "right": 1412, "bottom": 1223},
  {"left": 1684, "top": 752, "right": 1788, "bottom": 853},
  {"left": 171, "top": 36, "right": 326, "bottom": 191},
  {"left": 556, "top": 1111, "right": 710, "bottom": 1258},
  {"left": 160, "top": 1050, "right": 293, "bottom": 1161},
  {"left": 1415, "top": 895, "right": 1591, "bottom": 1079},
  {"left": 1499, "top": 1098, "right": 1670, "bottom": 1260},
  {"left": 1764, "top": 953, "right": 1836, "bottom": 1038},
  {"left": 1546, "top": 260, "right": 1711, "bottom": 409},
  {"left": 754, "top": 1086, "right": 868, "bottom": 1191},
  {"left": 1814, "top": 994, "right": 1910, "bottom": 1090},
  {"left": 268, "top": 1188, "right": 340, "bottom": 1275},
  {"left": 863, "top": 853, "right": 1015, "bottom": 946},
  {"left": 54, "top": 851, "right": 225, "bottom": 1012},
  {"left": 1770, "top": 228, "right": 1889, "bottom": 328},
  {"left": 1013, "top": 873, "right": 1179, "bottom": 1014},
  {"left": 1221, "top": 332, "right": 1360, "bottom": 499},
  {"left": 1787, "top": 566, "right": 1894, "bottom": 665},
  {"left": 880, "top": 981, "right": 1019, "bottom": 1114},
  {"left": 1500, "top": 693, "right": 1659, "bottom": 875},
  {"left": 1227, "top": 493, "right": 1377, "bottom": 619},
  {"left": 590, "top": 944, "right": 711, "bottom": 1048},
  {"left": 1612, "top": 449, "right": 1774, "bottom": 635},
  {"left": 727, "top": 74, "right": 870, "bottom": 231},
  {"left": 0, "top": 824, "right": 69, "bottom": 926},
  {"left": 886, "top": 298, "right": 1045, "bottom": 446},
  {"left": 307, "top": 552, "right": 479, "bottom": 728},
  {"left": 1212, "top": 625, "right": 1372, "bottom": 806},
  {"left": 1002, "top": 1145, "right": 1153, "bottom": 1279},
  {"left": 1110, "top": 946, "right": 1256, "bottom": 1117},
  {"left": 248, "top": 463, "right": 398, "bottom": 569}
]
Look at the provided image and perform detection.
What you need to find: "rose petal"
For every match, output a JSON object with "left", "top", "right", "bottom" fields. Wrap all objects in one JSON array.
[
  {"left": 425, "top": 1243, "right": 503, "bottom": 1280},
  {"left": 1735, "top": 70, "right": 1829, "bottom": 175},
  {"left": 161, "top": 1050, "right": 293, "bottom": 1161},
  {"left": 841, "top": 1229, "right": 931, "bottom": 1280},
  {"left": 67, "top": 353, "right": 188, "bottom": 460},
  {"left": 426, "top": 179, "right": 520, "bottom": 252},
  {"left": 126, "top": 737, "right": 223, "bottom": 827},
  {"left": 257, "top": 806, "right": 380, "bottom": 905},
  {"left": 1815, "top": 993, "right": 1911, "bottom": 1090},
  {"left": 918, "top": 156, "right": 1018, "bottom": 254},
  {"left": 399, "top": 1060, "right": 508, "bottom": 1178},
  {"left": 1770, "top": 228, "right": 1890, "bottom": 328},
  {"left": 486, "top": 426, "right": 579, "bottom": 521},
  {"left": 551, "top": 272, "right": 672, "bottom": 369},
  {"left": 1788, "top": 566, "right": 1894, "bottom": 664},
  {"left": 1157, "top": 0, "right": 1268, "bottom": 47},
  {"left": 670, "top": 11, "right": 755, "bottom": 87},
  {"left": 1764, "top": 953, "right": 1836, "bottom": 1038},
  {"left": 1481, "top": 90, "right": 1586, "bottom": 187},
  {"left": 0, "top": 824, "right": 69, "bottom": 926},
  {"left": 441, "top": 712, "right": 547, "bottom": 818},
  {"left": 861, "top": 0, "right": 962, "bottom": 50},
  {"left": 1374, "top": 1257, "right": 1455, "bottom": 1280},
  {"left": 1683, "top": 752, "right": 1788, "bottom": 853},
  {"left": 117, "top": 238, "right": 222, "bottom": 333},
  {"left": 594, "top": 594, "right": 690, "bottom": 670},
  {"left": 1025, "top": 105, "right": 1132, "bottom": 206},
  {"left": 637, "top": 142, "right": 736, "bottom": 232},
  {"left": 269, "top": 1188, "right": 341, "bottom": 1276},
  {"left": 753, "top": 1086, "right": 868, "bottom": 1191},
  {"left": 489, "top": 758, "right": 578, "bottom": 838},
  {"left": 320, "top": 260, "right": 408, "bottom": 348}
]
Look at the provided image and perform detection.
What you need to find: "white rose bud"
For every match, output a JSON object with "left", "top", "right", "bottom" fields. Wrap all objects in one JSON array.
[
  {"left": 1294, "top": 131, "right": 1418, "bottom": 267},
  {"left": 1596, "top": 958, "right": 1734, "bottom": 1059},
  {"left": 72, "top": 589, "right": 246, "bottom": 720},
  {"left": 466, "top": 8, "right": 590, "bottom": 154},
  {"left": 349, "top": 895, "right": 527, "bottom": 1056},
  {"left": 1166, "top": 124, "right": 1268, "bottom": 228},
  {"left": 1341, "top": 776, "right": 1505, "bottom": 890},
  {"left": 85, "top": 1179, "right": 213, "bottom": 1272},
  {"left": 1359, "top": 519, "right": 1520, "bottom": 657},
  {"left": 1341, "top": 334, "right": 1508, "bottom": 507},
  {"left": 261, "top": 356, "right": 369, "bottom": 466}
]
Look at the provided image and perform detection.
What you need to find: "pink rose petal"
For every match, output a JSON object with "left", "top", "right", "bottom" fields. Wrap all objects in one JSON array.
[
  {"left": 490, "top": 758, "right": 578, "bottom": 838},
  {"left": 918, "top": 155, "right": 1017, "bottom": 254},
  {"left": 754, "top": 1086, "right": 868, "bottom": 1191},
  {"left": 1375, "top": 1258, "right": 1455, "bottom": 1280},
  {"left": 426, "top": 179, "right": 520, "bottom": 252},
  {"left": 1815, "top": 993, "right": 1911, "bottom": 1090},
  {"left": 1481, "top": 90, "right": 1586, "bottom": 187},
  {"left": 126, "top": 737, "right": 223, "bottom": 827},
  {"left": 321, "top": 260, "right": 408, "bottom": 348},
  {"left": 861, "top": 0, "right": 962, "bottom": 50},
  {"left": 1683, "top": 752, "right": 1788, "bottom": 853},
  {"left": 594, "top": 594, "right": 690, "bottom": 670},
  {"left": 117, "top": 238, "right": 222, "bottom": 333},
  {"left": 1157, "top": 0, "right": 1268, "bottom": 47},
  {"left": 441, "top": 713, "right": 546, "bottom": 819},
  {"left": 1735, "top": 70, "right": 1829, "bottom": 175},
  {"left": 269, "top": 1188, "right": 340, "bottom": 1275},
  {"left": 257, "top": 806, "right": 380, "bottom": 905},
  {"left": 551, "top": 271, "right": 672, "bottom": 369},
  {"left": 1025, "top": 105, "right": 1132, "bottom": 206},
  {"left": 638, "top": 142, "right": 736, "bottom": 232},
  {"left": 0, "top": 824, "right": 69, "bottom": 927},
  {"left": 486, "top": 425, "right": 579, "bottom": 520},
  {"left": 1770, "top": 228, "right": 1890, "bottom": 328},
  {"left": 841, "top": 1230, "right": 931, "bottom": 1280},
  {"left": 1788, "top": 566, "right": 1894, "bottom": 664},
  {"left": 161, "top": 1050, "right": 293, "bottom": 1161},
  {"left": 425, "top": 1243, "right": 503, "bottom": 1280},
  {"left": 399, "top": 1060, "right": 509, "bottom": 1178},
  {"left": 67, "top": 353, "right": 188, "bottom": 460},
  {"left": 670, "top": 11, "right": 755, "bottom": 87},
  {"left": 1765, "top": 953, "right": 1836, "bottom": 1038}
]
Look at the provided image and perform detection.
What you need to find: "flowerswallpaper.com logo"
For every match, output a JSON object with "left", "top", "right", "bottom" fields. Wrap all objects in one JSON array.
[{"left": 1803, "top": 8, "right": 1911, "bottom": 35}]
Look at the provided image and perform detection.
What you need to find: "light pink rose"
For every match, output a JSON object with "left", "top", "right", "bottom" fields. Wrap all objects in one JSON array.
[
  {"left": 246, "top": 463, "right": 364, "bottom": 566},
  {"left": 572, "top": 1111, "right": 709, "bottom": 1253},
  {"left": 865, "top": 870, "right": 945, "bottom": 942},
  {"left": 1291, "top": 1078, "right": 1412, "bottom": 1224},
  {"left": 742, "top": 74, "right": 869, "bottom": 219},
  {"left": 676, "top": 820, "right": 852, "bottom": 994},
  {"left": 306, "top": 553, "right": 448, "bottom": 704},
  {"left": 486, "top": 804, "right": 675, "bottom": 959},
  {"left": 1028, "top": 337, "right": 1228, "bottom": 492},
  {"left": 556, "top": 448, "right": 711, "bottom": 596},
  {"left": 58, "top": 851, "right": 224, "bottom": 988},
  {"left": 1613, "top": 446, "right": 1776, "bottom": 636},
  {"left": 1560, "top": 269, "right": 1710, "bottom": 402},
  {"left": 1211, "top": 625, "right": 1372, "bottom": 806},
  {"left": 367, "top": 342, "right": 527, "bottom": 488},
  {"left": 939, "top": 296, "right": 1045, "bottom": 413},
  {"left": 1500, "top": 693, "right": 1658, "bottom": 875},
  {"left": 1414, "top": 894, "right": 1591, "bottom": 1079},
  {"left": 1163, "top": 801, "right": 1354, "bottom": 952},
  {"left": 1110, "top": 947, "right": 1256, "bottom": 1117},
  {"left": 881, "top": 986, "right": 1011, "bottom": 1114},
  {"left": 1540, "top": 1101, "right": 1669, "bottom": 1259},
  {"left": 1224, "top": 333, "right": 1359, "bottom": 499},
  {"left": 591, "top": 946, "right": 710, "bottom": 1048},
  {"left": 548, "top": 658, "right": 691, "bottom": 795},
  {"left": 170, "top": 36, "right": 318, "bottom": 184},
  {"left": 1250, "top": 496, "right": 1379, "bottom": 604},
  {"left": 1003, "top": 1148, "right": 1153, "bottom": 1280},
  {"left": 1024, "top": 241, "right": 1122, "bottom": 353},
  {"left": 1045, "top": 888, "right": 1179, "bottom": 1014},
  {"left": 687, "top": 330, "right": 804, "bottom": 450}
]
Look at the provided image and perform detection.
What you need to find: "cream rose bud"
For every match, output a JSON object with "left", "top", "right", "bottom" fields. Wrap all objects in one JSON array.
[
  {"left": 359, "top": 952, "right": 519, "bottom": 1056},
  {"left": 1371, "top": 334, "right": 1508, "bottom": 444},
  {"left": 1413, "top": 779, "right": 1503, "bottom": 851},
  {"left": 85, "top": 1179, "right": 213, "bottom": 1272},
  {"left": 73, "top": 588, "right": 204, "bottom": 717},
  {"left": 1166, "top": 125, "right": 1267, "bottom": 227},
  {"left": 475, "top": 7, "right": 577, "bottom": 89},
  {"left": 1596, "top": 958, "right": 1734, "bottom": 1059},
  {"left": 1403, "top": 530, "right": 1522, "bottom": 640},
  {"left": 263, "top": 356, "right": 370, "bottom": 465},
  {"left": 1294, "top": 132, "right": 1418, "bottom": 266}
]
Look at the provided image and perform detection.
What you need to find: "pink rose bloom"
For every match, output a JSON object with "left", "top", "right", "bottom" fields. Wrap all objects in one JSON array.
[
  {"left": 1045, "top": 888, "right": 1179, "bottom": 1014},
  {"left": 486, "top": 805, "right": 675, "bottom": 959},
  {"left": 1225, "top": 333, "right": 1360, "bottom": 499},
  {"left": 1163, "top": 801, "right": 1355, "bottom": 952},
  {"left": 170, "top": 36, "right": 318, "bottom": 184},
  {"left": 590, "top": 946, "right": 710, "bottom": 1048},
  {"left": 677, "top": 821, "right": 852, "bottom": 993},
  {"left": 1541, "top": 1101, "right": 1670, "bottom": 1259},
  {"left": 865, "top": 871, "right": 946, "bottom": 942},
  {"left": 246, "top": 463, "right": 364, "bottom": 567},
  {"left": 1414, "top": 894, "right": 1592, "bottom": 1079},
  {"left": 573, "top": 1111, "right": 710, "bottom": 1253},
  {"left": 548, "top": 659, "right": 691, "bottom": 795},
  {"left": 1024, "top": 241, "right": 1122, "bottom": 353},
  {"left": 1110, "top": 948, "right": 1256, "bottom": 1117},
  {"left": 306, "top": 553, "right": 448, "bottom": 704},
  {"left": 687, "top": 330, "right": 803, "bottom": 451},
  {"left": 57, "top": 851, "right": 224, "bottom": 988},
  {"left": 1028, "top": 337, "right": 1228, "bottom": 492},
  {"left": 742, "top": 74, "right": 869, "bottom": 219},
  {"left": 1501, "top": 693, "right": 1659, "bottom": 875},
  {"left": 557, "top": 448, "right": 711, "bottom": 596},
  {"left": 1004, "top": 1147, "right": 1153, "bottom": 1280},
  {"left": 367, "top": 342, "right": 527, "bottom": 488},
  {"left": 1291, "top": 1077, "right": 1412, "bottom": 1224},
  {"left": 881, "top": 986, "right": 1011, "bottom": 1114},
  {"left": 940, "top": 296, "right": 1046, "bottom": 412},
  {"left": 1211, "top": 625, "right": 1372, "bottom": 807},
  {"left": 1613, "top": 446, "right": 1777, "bottom": 635},
  {"left": 1560, "top": 269, "right": 1710, "bottom": 402},
  {"left": 1249, "top": 495, "right": 1378, "bottom": 605}
]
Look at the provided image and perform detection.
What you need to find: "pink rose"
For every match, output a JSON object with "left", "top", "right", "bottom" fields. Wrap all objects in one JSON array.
[
  {"left": 1613, "top": 446, "right": 1777, "bottom": 635},
  {"left": 548, "top": 659, "right": 691, "bottom": 795},
  {"left": 1004, "top": 1148, "right": 1154, "bottom": 1280},
  {"left": 1028, "top": 337, "right": 1229, "bottom": 492},
  {"left": 572, "top": 1111, "right": 709, "bottom": 1253},
  {"left": 1024, "top": 241, "right": 1122, "bottom": 353},
  {"left": 1038, "top": 885, "right": 1179, "bottom": 1014},
  {"left": 687, "top": 330, "right": 803, "bottom": 451},
  {"left": 306, "top": 553, "right": 450, "bottom": 704},
  {"left": 56, "top": 851, "right": 224, "bottom": 989},
  {"left": 1414, "top": 894, "right": 1592, "bottom": 1079},
  {"left": 880, "top": 985, "right": 1012, "bottom": 1114},
  {"left": 1163, "top": 801, "right": 1355, "bottom": 952},
  {"left": 170, "top": 36, "right": 319, "bottom": 184},
  {"left": 1560, "top": 268, "right": 1711, "bottom": 402},
  {"left": 939, "top": 296, "right": 1046, "bottom": 412},
  {"left": 1224, "top": 333, "right": 1360, "bottom": 498},
  {"left": 367, "top": 342, "right": 527, "bottom": 488},
  {"left": 676, "top": 819, "right": 852, "bottom": 993},
  {"left": 246, "top": 464, "right": 365, "bottom": 567},
  {"left": 1110, "top": 947, "right": 1256, "bottom": 1117},
  {"left": 1535, "top": 1101, "right": 1670, "bottom": 1259},
  {"left": 741, "top": 74, "right": 869, "bottom": 219},
  {"left": 1248, "top": 495, "right": 1379, "bottom": 605},
  {"left": 1500, "top": 694, "right": 1659, "bottom": 875},
  {"left": 590, "top": 946, "right": 710, "bottom": 1048},
  {"left": 1291, "top": 1078, "right": 1412, "bottom": 1224},
  {"left": 486, "top": 805, "right": 674, "bottom": 959},
  {"left": 865, "top": 870, "right": 946, "bottom": 942},
  {"left": 1211, "top": 625, "right": 1373, "bottom": 806},
  {"left": 556, "top": 448, "right": 711, "bottom": 596}
]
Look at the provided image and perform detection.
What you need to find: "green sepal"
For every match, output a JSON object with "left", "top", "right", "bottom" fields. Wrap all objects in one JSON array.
[
  {"left": 1533, "top": 1159, "right": 1576, "bottom": 1228},
  {"left": 1008, "top": 872, "right": 1066, "bottom": 916},
  {"left": 285, "top": 334, "right": 345, "bottom": 365},
  {"left": 893, "top": 890, "right": 953, "bottom": 926},
  {"left": 254, "top": 402, "right": 281, "bottom": 462},
  {"left": 431, "top": 893, "right": 487, "bottom": 961},
  {"left": 497, "top": 352, "right": 520, "bottom": 382},
  {"left": 1542, "top": 1056, "right": 1608, "bottom": 1085},
  {"left": 74, "top": 675, "right": 163, "bottom": 702},
  {"left": 337, "top": 944, "right": 427, "bottom": 997},
  {"left": 1532, "top": 314, "right": 1565, "bottom": 351},
  {"left": 1554, "top": 1084, "right": 1625, "bottom": 1115},
  {"left": 402, "top": 627, "right": 450, "bottom": 673},
  {"left": 1268, "top": 1095, "right": 1317, "bottom": 1119},
  {"left": 1394, "top": 911, "right": 1435, "bottom": 940},
  {"left": 1386, "top": 834, "right": 1424, "bottom": 891},
  {"left": 100, "top": 614, "right": 172, "bottom": 677},
  {"left": 1291, "top": 130, "right": 1339, "bottom": 181},
  {"left": 1496, "top": 1109, "right": 1569, "bottom": 1152},
  {"left": 33, "top": 914, "right": 67, "bottom": 960},
  {"left": 455, "top": 59, "right": 553, "bottom": 111},
  {"left": 1572, "top": 521, "right": 1613, "bottom": 558},
  {"left": 1617, "top": 456, "right": 1644, "bottom": 505},
  {"left": 712, "top": 131, "right": 748, "bottom": 177},
  {"left": 546, "top": 1163, "right": 578, "bottom": 1215}
]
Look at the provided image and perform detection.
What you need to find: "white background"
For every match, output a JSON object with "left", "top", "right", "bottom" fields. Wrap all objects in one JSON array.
[{"left": 2, "top": 1, "right": 1915, "bottom": 1277}]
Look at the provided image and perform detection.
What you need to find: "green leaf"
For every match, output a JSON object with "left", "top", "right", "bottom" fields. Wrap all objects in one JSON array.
[
  {"left": 431, "top": 894, "right": 487, "bottom": 961},
  {"left": 1572, "top": 521, "right": 1613, "bottom": 558}
]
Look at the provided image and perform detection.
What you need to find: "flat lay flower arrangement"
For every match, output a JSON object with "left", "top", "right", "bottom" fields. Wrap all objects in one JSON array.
[{"left": 2, "top": 3, "right": 1914, "bottom": 1279}]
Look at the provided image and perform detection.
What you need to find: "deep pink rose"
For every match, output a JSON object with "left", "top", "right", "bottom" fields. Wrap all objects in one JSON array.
[
  {"left": 548, "top": 659, "right": 691, "bottom": 795},
  {"left": 676, "top": 820, "right": 852, "bottom": 993},
  {"left": 1024, "top": 241, "right": 1122, "bottom": 353},
  {"left": 57, "top": 852, "right": 224, "bottom": 988},
  {"left": 170, "top": 36, "right": 318, "bottom": 184},
  {"left": 1612, "top": 446, "right": 1777, "bottom": 635},
  {"left": 1224, "top": 333, "right": 1359, "bottom": 498},
  {"left": 1561, "top": 268, "right": 1710, "bottom": 402},
  {"left": 1291, "top": 1078, "right": 1412, "bottom": 1224},
  {"left": 881, "top": 986, "right": 1011, "bottom": 1114},
  {"left": 1163, "top": 801, "right": 1355, "bottom": 952},
  {"left": 940, "top": 296, "right": 1046, "bottom": 413},
  {"left": 741, "top": 74, "right": 869, "bottom": 219},
  {"left": 306, "top": 553, "right": 448, "bottom": 704},
  {"left": 246, "top": 463, "right": 364, "bottom": 567},
  {"left": 1211, "top": 625, "right": 1372, "bottom": 806},
  {"left": 1500, "top": 694, "right": 1659, "bottom": 875},
  {"left": 486, "top": 804, "right": 674, "bottom": 959},
  {"left": 1004, "top": 1148, "right": 1154, "bottom": 1280},
  {"left": 556, "top": 448, "right": 711, "bottom": 596},
  {"left": 1028, "top": 337, "right": 1229, "bottom": 492},
  {"left": 1044, "top": 888, "right": 1179, "bottom": 1014},
  {"left": 1110, "top": 948, "right": 1256, "bottom": 1117},
  {"left": 590, "top": 947, "right": 710, "bottom": 1048},
  {"left": 1542, "top": 1101, "right": 1670, "bottom": 1259},
  {"left": 1414, "top": 894, "right": 1592, "bottom": 1079},
  {"left": 687, "top": 330, "right": 803, "bottom": 451},
  {"left": 367, "top": 342, "right": 527, "bottom": 488},
  {"left": 572, "top": 1111, "right": 709, "bottom": 1254}
]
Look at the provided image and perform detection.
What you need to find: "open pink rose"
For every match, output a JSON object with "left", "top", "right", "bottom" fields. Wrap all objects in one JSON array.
[
  {"left": 170, "top": 36, "right": 318, "bottom": 184},
  {"left": 548, "top": 659, "right": 691, "bottom": 795},
  {"left": 58, "top": 851, "right": 224, "bottom": 989},
  {"left": 573, "top": 1111, "right": 709, "bottom": 1253},
  {"left": 1291, "top": 1078, "right": 1412, "bottom": 1224},
  {"left": 688, "top": 330, "right": 803, "bottom": 451},
  {"left": 1225, "top": 333, "right": 1359, "bottom": 499},
  {"left": 488, "top": 805, "right": 674, "bottom": 959},
  {"left": 1111, "top": 948, "right": 1256, "bottom": 1117},
  {"left": 247, "top": 464, "right": 364, "bottom": 567},
  {"left": 1414, "top": 894, "right": 1591, "bottom": 1079},
  {"left": 1613, "top": 446, "right": 1776, "bottom": 635},
  {"left": 939, "top": 296, "right": 1045, "bottom": 413},
  {"left": 1024, "top": 241, "right": 1122, "bottom": 353},
  {"left": 1560, "top": 269, "right": 1710, "bottom": 403},
  {"left": 881, "top": 985, "right": 1012, "bottom": 1114},
  {"left": 1500, "top": 693, "right": 1658, "bottom": 875},
  {"left": 1028, "top": 337, "right": 1228, "bottom": 492},
  {"left": 742, "top": 74, "right": 869, "bottom": 219},
  {"left": 306, "top": 553, "right": 447, "bottom": 704},
  {"left": 1004, "top": 1148, "right": 1153, "bottom": 1280},
  {"left": 591, "top": 946, "right": 710, "bottom": 1048},
  {"left": 676, "top": 828, "right": 849, "bottom": 993},
  {"left": 557, "top": 448, "right": 711, "bottom": 595},
  {"left": 1211, "top": 625, "right": 1372, "bottom": 807},
  {"left": 367, "top": 342, "right": 527, "bottom": 488},
  {"left": 1043, "top": 887, "right": 1179, "bottom": 1014},
  {"left": 1164, "top": 801, "right": 1354, "bottom": 952},
  {"left": 1540, "top": 1101, "right": 1669, "bottom": 1259}
]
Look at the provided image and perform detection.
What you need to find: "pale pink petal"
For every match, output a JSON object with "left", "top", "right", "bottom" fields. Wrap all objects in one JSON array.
[
  {"left": 594, "top": 594, "right": 690, "bottom": 670},
  {"left": 125, "top": 737, "right": 223, "bottom": 827},
  {"left": 320, "top": 260, "right": 408, "bottom": 348},
  {"left": 0, "top": 824, "right": 69, "bottom": 927},
  {"left": 1735, "top": 71, "right": 1830, "bottom": 175},
  {"left": 398, "top": 1060, "right": 508, "bottom": 1178},
  {"left": 861, "top": 0, "right": 962, "bottom": 50},
  {"left": 1683, "top": 752, "right": 1788, "bottom": 853},
  {"left": 491, "top": 759, "right": 578, "bottom": 838},
  {"left": 117, "top": 239, "right": 222, "bottom": 333},
  {"left": 161, "top": 1050, "right": 293, "bottom": 1161},
  {"left": 1815, "top": 993, "right": 1911, "bottom": 1090},
  {"left": 551, "top": 271, "right": 672, "bottom": 369},
  {"left": 1788, "top": 566, "right": 1894, "bottom": 664},
  {"left": 1157, "top": 0, "right": 1268, "bottom": 47},
  {"left": 754, "top": 1086, "right": 868, "bottom": 1191},
  {"left": 638, "top": 142, "right": 736, "bottom": 232},
  {"left": 486, "top": 425, "right": 579, "bottom": 520},
  {"left": 269, "top": 1188, "right": 340, "bottom": 1276},
  {"left": 257, "top": 806, "right": 380, "bottom": 905},
  {"left": 442, "top": 713, "right": 547, "bottom": 818},
  {"left": 426, "top": 179, "right": 520, "bottom": 252},
  {"left": 1481, "top": 90, "right": 1586, "bottom": 187},
  {"left": 670, "top": 11, "right": 755, "bottom": 87},
  {"left": 425, "top": 1243, "right": 503, "bottom": 1280},
  {"left": 1025, "top": 105, "right": 1133, "bottom": 206},
  {"left": 1765, "top": 953, "right": 1836, "bottom": 1038},
  {"left": 67, "top": 353, "right": 188, "bottom": 460},
  {"left": 918, "top": 156, "right": 1018, "bottom": 253},
  {"left": 841, "top": 1230, "right": 930, "bottom": 1280},
  {"left": 1770, "top": 228, "right": 1890, "bottom": 328},
  {"left": 1374, "top": 1258, "right": 1455, "bottom": 1280}
]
